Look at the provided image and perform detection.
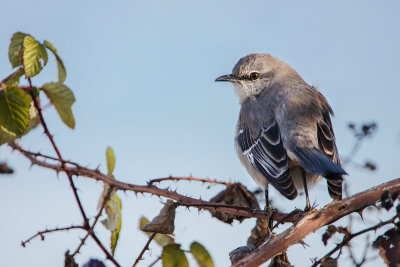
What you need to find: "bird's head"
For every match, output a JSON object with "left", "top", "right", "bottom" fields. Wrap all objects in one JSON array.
[{"left": 216, "top": 53, "right": 300, "bottom": 103}]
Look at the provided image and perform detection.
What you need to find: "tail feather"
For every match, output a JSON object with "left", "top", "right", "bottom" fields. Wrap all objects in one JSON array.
[{"left": 293, "top": 147, "right": 346, "bottom": 179}]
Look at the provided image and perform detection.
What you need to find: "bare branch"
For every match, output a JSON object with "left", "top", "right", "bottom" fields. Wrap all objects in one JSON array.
[
  {"left": 10, "top": 143, "right": 298, "bottom": 222},
  {"left": 148, "top": 176, "right": 231, "bottom": 186},
  {"left": 72, "top": 186, "right": 114, "bottom": 256},
  {"left": 233, "top": 177, "right": 400, "bottom": 267},
  {"left": 132, "top": 233, "right": 156, "bottom": 267},
  {"left": 21, "top": 225, "right": 85, "bottom": 247},
  {"left": 312, "top": 215, "right": 397, "bottom": 267}
]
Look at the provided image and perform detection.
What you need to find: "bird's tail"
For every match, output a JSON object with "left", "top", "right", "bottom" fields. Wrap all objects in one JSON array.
[{"left": 293, "top": 147, "right": 346, "bottom": 201}]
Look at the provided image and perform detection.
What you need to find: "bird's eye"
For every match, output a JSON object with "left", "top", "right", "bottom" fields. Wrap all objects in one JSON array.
[{"left": 249, "top": 72, "right": 260, "bottom": 80}]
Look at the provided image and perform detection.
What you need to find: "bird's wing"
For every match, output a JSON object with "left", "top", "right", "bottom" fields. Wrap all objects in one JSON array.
[
  {"left": 317, "top": 111, "right": 343, "bottom": 200},
  {"left": 237, "top": 121, "right": 298, "bottom": 200}
]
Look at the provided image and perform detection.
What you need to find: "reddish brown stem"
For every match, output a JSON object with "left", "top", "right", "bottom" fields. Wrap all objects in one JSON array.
[
  {"left": 148, "top": 176, "right": 231, "bottom": 186},
  {"left": 132, "top": 233, "right": 156, "bottom": 267},
  {"left": 21, "top": 225, "right": 85, "bottom": 247},
  {"left": 26, "top": 78, "right": 120, "bottom": 266}
]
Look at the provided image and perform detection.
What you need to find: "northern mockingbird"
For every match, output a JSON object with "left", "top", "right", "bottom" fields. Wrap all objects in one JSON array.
[{"left": 216, "top": 53, "right": 346, "bottom": 210}]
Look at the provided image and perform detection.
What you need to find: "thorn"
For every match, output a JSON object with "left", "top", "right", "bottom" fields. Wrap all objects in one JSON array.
[{"left": 356, "top": 209, "right": 364, "bottom": 221}]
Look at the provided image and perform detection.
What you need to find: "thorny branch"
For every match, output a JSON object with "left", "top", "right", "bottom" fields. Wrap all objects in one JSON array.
[
  {"left": 10, "top": 142, "right": 299, "bottom": 223},
  {"left": 132, "top": 233, "right": 156, "bottom": 267},
  {"left": 24, "top": 79, "right": 120, "bottom": 267},
  {"left": 21, "top": 225, "right": 85, "bottom": 247},
  {"left": 233, "top": 177, "right": 400, "bottom": 267},
  {"left": 311, "top": 215, "right": 398, "bottom": 267},
  {"left": 72, "top": 185, "right": 114, "bottom": 257},
  {"left": 148, "top": 176, "right": 232, "bottom": 186}
]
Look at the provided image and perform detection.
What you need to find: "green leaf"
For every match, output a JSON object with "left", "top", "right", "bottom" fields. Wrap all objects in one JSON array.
[
  {"left": 0, "top": 93, "right": 39, "bottom": 145},
  {"left": 139, "top": 217, "right": 174, "bottom": 247},
  {"left": 106, "top": 146, "right": 116, "bottom": 176},
  {"left": 23, "top": 35, "right": 48, "bottom": 77},
  {"left": 1, "top": 68, "right": 25, "bottom": 87},
  {"left": 0, "top": 86, "right": 30, "bottom": 136},
  {"left": 162, "top": 244, "right": 189, "bottom": 267},
  {"left": 44, "top": 40, "right": 66, "bottom": 83},
  {"left": 190, "top": 242, "right": 215, "bottom": 267},
  {"left": 42, "top": 82, "right": 75, "bottom": 129},
  {"left": 110, "top": 193, "right": 121, "bottom": 256},
  {"left": 97, "top": 186, "right": 122, "bottom": 256},
  {"left": 8, "top": 32, "right": 27, "bottom": 68}
]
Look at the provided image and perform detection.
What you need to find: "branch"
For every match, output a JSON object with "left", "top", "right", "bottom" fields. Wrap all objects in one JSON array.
[
  {"left": 24, "top": 79, "right": 120, "bottom": 266},
  {"left": 72, "top": 186, "right": 114, "bottom": 256},
  {"left": 311, "top": 215, "right": 397, "bottom": 267},
  {"left": 21, "top": 225, "right": 85, "bottom": 247},
  {"left": 11, "top": 143, "right": 299, "bottom": 223},
  {"left": 27, "top": 79, "right": 89, "bottom": 228},
  {"left": 148, "top": 176, "right": 231, "bottom": 186},
  {"left": 132, "top": 233, "right": 156, "bottom": 267},
  {"left": 233, "top": 177, "right": 400, "bottom": 267}
]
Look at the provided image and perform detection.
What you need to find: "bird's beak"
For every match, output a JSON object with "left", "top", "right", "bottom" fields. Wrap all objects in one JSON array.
[{"left": 215, "top": 74, "right": 237, "bottom": 82}]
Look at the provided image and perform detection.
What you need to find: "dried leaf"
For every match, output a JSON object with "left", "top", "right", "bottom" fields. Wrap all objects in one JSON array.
[
  {"left": 139, "top": 217, "right": 174, "bottom": 247},
  {"left": 0, "top": 162, "right": 14, "bottom": 174},
  {"left": 268, "top": 252, "right": 293, "bottom": 267},
  {"left": 209, "top": 183, "right": 260, "bottom": 224},
  {"left": 373, "top": 228, "right": 400, "bottom": 266},
  {"left": 321, "top": 257, "right": 338, "bottom": 267},
  {"left": 141, "top": 200, "right": 176, "bottom": 234},
  {"left": 247, "top": 218, "right": 270, "bottom": 248},
  {"left": 229, "top": 246, "right": 253, "bottom": 265},
  {"left": 64, "top": 251, "right": 78, "bottom": 267}
]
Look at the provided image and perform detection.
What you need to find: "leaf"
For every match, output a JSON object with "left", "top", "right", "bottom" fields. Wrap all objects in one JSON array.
[
  {"left": 42, "top": 82, "right": 75, "bottom": 129},
  {"left": 209, "top": 183, "right": 260, "bottom": 224},
  {"left": 97, "top": 187, "right": 122, "bottom": 256},
  {"left": 44, "top": 40, "right": 67, "bottom": 83},
  {"left": 8, "top": 32, "right": 27, "bottom": 68},
  {"left": 0, "top": 86, "right": 30, "bottom": 136},
  {"left": 139, "top": 217, "right": 174, "bottom": 247},
  {"left": 1, "top": 68, "right": 25, "bottom": 87},
  {"left": 106, "top": 146, "right": 116, "bottom": 176},
  {"left": 110, "top": 193, "right": 121, "bottom": 256},
  {"left": 0, "top": 95, "right": 39, "bottom": 145},
  {"left": 101, "top": 192, "right": 121, "bottom": 232},
  {"left": 161, "top": 244, "right": 189, "bottom": 267},
  {"left": 141, "top": 200, "right": 176, "bottom": 234},
  {"left": 23, "top": 35, "right": 48, "bottom": 77},
  {"left": 190, "top": 242, "right": 215, "bottom": 267}
]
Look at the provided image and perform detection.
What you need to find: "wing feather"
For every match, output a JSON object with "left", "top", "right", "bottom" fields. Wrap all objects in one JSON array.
[
  {"left": 238, "top": 122, "right": 297, "bottom": 200},
  {"left": 318, "top": 112, "right": 343, "bottom": 200}
]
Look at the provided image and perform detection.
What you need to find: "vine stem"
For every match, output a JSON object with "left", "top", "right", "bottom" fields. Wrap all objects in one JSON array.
[
  {"left": 26, "top": 77, "right": 120, "bottom": 267},
  {"left": 132, "top": 233, "right": 156, "bottom": 267}
]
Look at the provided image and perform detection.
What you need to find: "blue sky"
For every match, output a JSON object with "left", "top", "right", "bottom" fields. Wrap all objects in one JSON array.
[{"left": 1, "top": 1, "right": 399, "bottom": 266}]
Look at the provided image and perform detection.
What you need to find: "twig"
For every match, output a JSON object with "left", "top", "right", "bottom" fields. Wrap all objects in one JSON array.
[
  {"left": 148, "top": 257, "right": 161, "bottom": 267},
  {"left": 27, "top": 78, "right": 89, "bottom": 228},
  {"left": 148, "top": 176, "right": 231, "bottom": 186},
  {"left": 311, "top": 215, "right": 397, "bottom": 267},
  {"left": 132, "top": 233, "right": 156, "bottom": 267},
  {"left": 21, "top": 225, "right": 85, "bottom": 247},
  {"left": 72, "top": 186, "right": 114, "bottom": 256},
  {"left": 10, "top": 143, "right": 298, "bottom": 223},
  {"left": 25, "top": 78, "right": 120, "bottom": 266},
  {"left": 233, "top": 179, "right": 400, "bottom": 267}
]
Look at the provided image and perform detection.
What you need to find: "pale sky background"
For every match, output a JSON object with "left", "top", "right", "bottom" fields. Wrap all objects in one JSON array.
[{"left": 1, "top": 1, "right": 400, "bottom": 266}]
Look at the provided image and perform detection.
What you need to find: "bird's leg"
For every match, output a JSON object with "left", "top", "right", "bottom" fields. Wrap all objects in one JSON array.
[
  {"left": 302, "top": 169, "right": 311, "bottom": 211},
  {"left": 264, "top": 185, "right": 273, "bottom": 229}
]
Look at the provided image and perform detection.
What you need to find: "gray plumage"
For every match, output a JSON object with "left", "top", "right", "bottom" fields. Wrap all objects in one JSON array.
[{"left": 216, "top": 53, "right": 346, "bottom": 201}]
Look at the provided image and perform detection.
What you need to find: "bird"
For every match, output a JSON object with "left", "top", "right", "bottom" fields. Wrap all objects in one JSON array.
[{"left": 215, "top": 53, "right": 346, "bottom": 211}]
